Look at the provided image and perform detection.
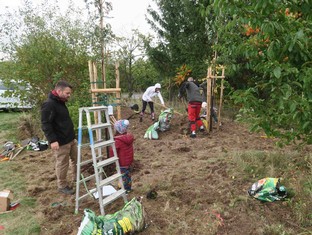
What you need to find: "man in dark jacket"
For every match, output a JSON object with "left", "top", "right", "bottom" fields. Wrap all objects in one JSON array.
[
  {"left": 41, "top": 80, "right": 77, "bottom": 195},
  {"left": 178, "top": 77, "right": 205, "bottom": 138}
]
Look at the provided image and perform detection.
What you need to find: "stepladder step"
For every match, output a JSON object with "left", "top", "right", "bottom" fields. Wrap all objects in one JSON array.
[
  {"left": 98, "top": 173, "right": 123, "bottom": 188},
  {"left": 102, "top": 189, "right": 127, "bottom": 207},
  {"left": 93, "top": 139, "right": 115, "bottom": 149},
  {"left": 97, "top": 156, "right": 119, "bottom": 168},
  {"left": 84, "top": 106, "right": 108, "bottom": 111},
  {"left": 90, "top": 123, "right": 111, "bottom": 130}
]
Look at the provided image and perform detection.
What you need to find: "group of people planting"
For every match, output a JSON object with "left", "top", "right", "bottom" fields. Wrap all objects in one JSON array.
[
  {"left": 40, "top": 77, "right": 212, "bottom": 195},
  {"left": 140, "top": 77, "right": 212, "bottom": 138}
]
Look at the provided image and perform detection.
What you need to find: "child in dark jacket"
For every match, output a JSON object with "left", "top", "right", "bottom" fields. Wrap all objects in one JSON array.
[{"left": 110, "top": 119, "right": 134, "bottom": 193}]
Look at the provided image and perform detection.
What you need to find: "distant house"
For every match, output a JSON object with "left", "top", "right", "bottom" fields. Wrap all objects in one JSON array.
[{"left": 0, "top": 81, "right": 32, "bottom": 112}]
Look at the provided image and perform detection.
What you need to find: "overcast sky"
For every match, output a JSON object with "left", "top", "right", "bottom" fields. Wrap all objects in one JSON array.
[{"left": 1, "top": 0, "right": 155, "bottom": 35}]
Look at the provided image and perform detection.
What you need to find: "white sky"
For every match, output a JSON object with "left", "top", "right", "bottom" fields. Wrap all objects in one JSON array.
[{"left": 0, "top": 0, "right": 155, "bottom": 35}]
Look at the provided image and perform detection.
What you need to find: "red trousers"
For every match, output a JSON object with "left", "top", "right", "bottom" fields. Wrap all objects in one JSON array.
[{"left": 188, "top": 102, "right": 203, "bottom": 132}]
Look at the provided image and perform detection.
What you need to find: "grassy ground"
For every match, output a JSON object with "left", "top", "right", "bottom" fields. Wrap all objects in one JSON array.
[
  {"left": 0, "top": 112, "right": 21, "bottom": 142},
  {"left": 0, "top": 107, "right": 311, "bottom": 234},
  {"left": 0, "top": 112, "right": 41, "bottom": 235}
]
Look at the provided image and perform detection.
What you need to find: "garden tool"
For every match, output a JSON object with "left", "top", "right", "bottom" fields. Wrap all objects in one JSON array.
[
  {"left": 154, "top": 101, "right": 184, "bottom": 116},
  {"left": 127, "top": 104, "right": 141, "bottom": 120}
]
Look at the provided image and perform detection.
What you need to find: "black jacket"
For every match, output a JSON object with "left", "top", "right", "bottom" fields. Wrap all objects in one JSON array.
[
  {"left": 41, "top": 92, "right": 75, "bottom": 146},
  {"left": 179, "top": 81, "right": 203, "bottom": 103}
]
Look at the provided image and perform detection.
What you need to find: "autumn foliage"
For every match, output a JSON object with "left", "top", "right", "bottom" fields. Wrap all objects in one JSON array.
[
  {"left": 173, "top": 64, "right": 192, "bottom": 86},
  {"left": 244, "top": 25, "right": 260, "bottom": 36}
]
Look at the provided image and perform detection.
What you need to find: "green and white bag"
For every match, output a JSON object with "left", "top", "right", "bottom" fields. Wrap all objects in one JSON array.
[
  {"left": 248, "top": 177, "right": 287, "bottom": 202},
  {"left": 144, "top": 108, "right": 173, "bottom": 140},
  {"left": 77, "top": 197, "right": 146, "bottom": 235}
]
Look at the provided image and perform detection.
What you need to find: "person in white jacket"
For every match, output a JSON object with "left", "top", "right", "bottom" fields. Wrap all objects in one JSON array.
[{"left": 140, "top": 83, "right": 165, "bottom": 122}]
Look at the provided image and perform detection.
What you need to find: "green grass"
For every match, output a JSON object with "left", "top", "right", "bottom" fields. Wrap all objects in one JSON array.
[
  {"left": 231, "top": 150, "right": 312, "bottom": 228},
  {"left": 261, "top": 223, "right": 294, "bottom": 235},
  {"left": 0, "top": 161, "right": 41, "bottom": 235},
  {"left": 0, "top": 112, "right": 21, "bottom": 142},
  {"left": 0, "top": 112, "right": 41, "bottom": 235}
]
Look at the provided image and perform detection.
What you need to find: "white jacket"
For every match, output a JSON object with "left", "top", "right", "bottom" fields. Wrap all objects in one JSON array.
[{"left": 142, "top": 85, "right": 164, "bottom": 105}]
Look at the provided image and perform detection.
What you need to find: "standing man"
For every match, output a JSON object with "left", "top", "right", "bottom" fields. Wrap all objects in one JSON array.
[
  {"left": 178, "top": 77, "right": 205, "bottom": 138},
  {"left": 140, "top": 83, "right": 165, "bottom": 122},
  {"left": 41, "top": 80, "right": 77, "bottom": 195}
]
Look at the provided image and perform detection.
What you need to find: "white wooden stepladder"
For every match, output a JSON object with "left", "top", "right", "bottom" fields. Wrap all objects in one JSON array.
[{"left": 75, "top": 106, "right": 128, "bottom": 215}]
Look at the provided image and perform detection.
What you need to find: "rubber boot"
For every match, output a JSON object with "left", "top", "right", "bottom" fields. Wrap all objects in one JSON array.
[{"left": 190, "top": 131, "right": 196, "bottom": 138}]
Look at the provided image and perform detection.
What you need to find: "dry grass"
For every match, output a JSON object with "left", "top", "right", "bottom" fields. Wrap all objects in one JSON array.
[{"left": 17, "top": 112, "right": 43, "bottom": 140}]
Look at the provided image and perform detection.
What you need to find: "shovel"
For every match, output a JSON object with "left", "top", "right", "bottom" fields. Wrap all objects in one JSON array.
[
  {"left": 10, "top": 138, "right": 30, "bottom": 161},
  {"left": 153, "top": 102, "right": 184, "bottom": 116},
  {"left": 127, "top": 104, "right": 141, "bottom": 120}
]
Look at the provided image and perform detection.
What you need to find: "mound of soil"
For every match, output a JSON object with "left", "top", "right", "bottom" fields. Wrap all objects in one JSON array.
[{"left": 15, "top": 106, "right": 301, "bottom": 234}]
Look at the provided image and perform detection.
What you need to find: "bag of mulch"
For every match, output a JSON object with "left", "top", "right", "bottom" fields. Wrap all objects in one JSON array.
[
  {"left": 158, "top": 108, "right": 173, "bottom": 132},
  {"left": 98, "top": 197, "right": 146, "bottom": 234},
  {"left": 144, "top": 122, "right": 159, "bottom": 140},
  {"left": 248, "top": 177, "right": 287, "bottom": 202},
  {"left": 100, "top": 217, "right": 124, "bottom": 235},
  {"left": 77, "top": 197, "right": 146, "bottom": 235},
  {"left": 77, "top": 209, "right": 100, "bottom": 235},
  {"left": 144, "top": 108, "right": 173, "bottom": 139}
]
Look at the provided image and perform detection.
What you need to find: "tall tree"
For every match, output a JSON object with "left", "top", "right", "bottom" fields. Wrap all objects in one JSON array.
[
  {"left": 209, "top": 0, "right": 312, "bottom": 145},
  {"left": 0, "top": 0, "right": 91, "bottom": 106},
  {"left": 146, "top": 0, "right": 214, "bottom": 80},
  {"left": 112, "top": 30, "right": 150, "bottom": 96},
  {"left": 84, "top": 0, "right": 114, "bottom": 87},
  {"left": 132, "top": 58, "right": 160, "bottom": 92}
]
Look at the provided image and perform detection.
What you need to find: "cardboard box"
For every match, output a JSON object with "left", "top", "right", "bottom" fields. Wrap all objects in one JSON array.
[{"left": 0, "top": 190, "right": 13, "bottom": 212}]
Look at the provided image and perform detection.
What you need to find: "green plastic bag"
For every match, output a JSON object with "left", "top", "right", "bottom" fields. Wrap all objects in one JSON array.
[
  {"left": 78, "top": 198, "right": 145, "bottom": 235},
  {"left": 98, "top": 197, "right": 145, "bottom": 234},
  {"left": 248, "top": 177, "right": 287, "bottom": 202},
  {"left": 77, "top": 209, "right": 102, "bottom": 235},
  {"left": 101, "top": 217, "right": 124, "bottom": 235},
  {"left": 144, "top": 122, "right": 159, "bottom": 140},
  {"left": 144, "top": 108, "right": 173, "bottom": 140}
]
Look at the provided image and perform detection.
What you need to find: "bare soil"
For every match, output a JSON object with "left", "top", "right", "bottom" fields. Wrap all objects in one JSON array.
[{"left": 8, "top": 107, "right": 307, "bottom": 234}]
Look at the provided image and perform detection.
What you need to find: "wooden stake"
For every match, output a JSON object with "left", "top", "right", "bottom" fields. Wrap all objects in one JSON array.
[
  {"left": 90, "top": 88, "right": 121, "bottom": 93},
  {"left": 205, "top": 65, "right": 225, "bottom": 132},
  {"left": 88, "top": 60, "right": 122, "bottom": 124},
  {"left": 217, "top": 68, "right": 225, "bottom": 130},
  {"left": 89, "top": 61, "right": 99, "bottom": 139},
  {"left": 109, "top": 115, "right": 117, "bottom": 125},
  {"left": 115, "top": 62, "right": 121, "bottom": 120},
  {"left": 206, "top": 77, "right": 212, "bottom": 133},
  {"left": 88, "top": 61, "right": 96, "bottom": 105}
]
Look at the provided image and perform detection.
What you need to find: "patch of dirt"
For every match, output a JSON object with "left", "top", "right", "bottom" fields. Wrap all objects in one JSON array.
[{"left": 10, "top": 106, "right": 305, "bottom": 234}]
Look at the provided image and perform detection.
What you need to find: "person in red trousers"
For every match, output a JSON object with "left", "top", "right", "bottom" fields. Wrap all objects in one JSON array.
[{"left": 178, "top": 77, "right": 205, "bottom": 138}]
